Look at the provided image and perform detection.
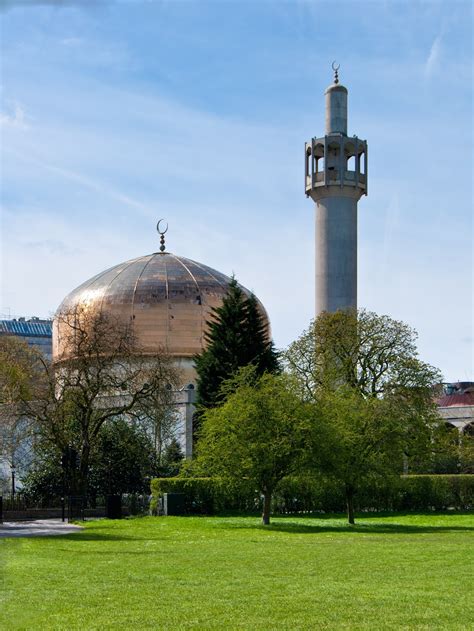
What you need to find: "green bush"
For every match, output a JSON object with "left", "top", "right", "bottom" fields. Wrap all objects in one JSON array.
[
  {"left": 150, "top": 474, "right": 474, "bottom": 515},
  {"left": 150, "top": 477, "right": 257, "bottom": 515},
  {"left": 396, "top": 475, "right": 474, "bottom": 511}
]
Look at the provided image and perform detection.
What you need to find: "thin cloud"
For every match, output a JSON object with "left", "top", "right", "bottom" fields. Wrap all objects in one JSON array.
[
  {"left": 0, "top": 0, "right": 107, "bottom": 11},
  {"left": 5, "top": 147, "right": 152, "bottom": 214},
  {"left": 0, "top": 102, "right": 28, "bottom": 129},
  {"left": 425, "top": 34, "right": 442, "bottom": 78},
  {"left": 61, "top": 37, "right": 83, "bottom": 46},
  {"left": 39, "top": 160, "right": 153, "bottom": 214},
  {"left": 24, "top": 239, "right": 80, "bottom": 256}
]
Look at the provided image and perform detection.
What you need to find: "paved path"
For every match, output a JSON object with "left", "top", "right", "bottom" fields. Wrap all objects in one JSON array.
[{"left": 0, "top": 519, "right": 83, "bottom": 538}]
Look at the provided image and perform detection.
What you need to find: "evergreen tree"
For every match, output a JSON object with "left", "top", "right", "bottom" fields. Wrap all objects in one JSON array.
[
  {"left": 194, "top": 277, "right": 279, "bottom": 415},
  {"left": 160, "top": 438, "right": 184, "bottom": 477},
  {"left": 244, "top": 293, "right": 279, "bottom": 374}
]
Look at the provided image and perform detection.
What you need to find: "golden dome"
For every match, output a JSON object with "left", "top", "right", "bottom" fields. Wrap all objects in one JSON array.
[{"left": 53, "top": 252, "right": 269, "bottom": 362}]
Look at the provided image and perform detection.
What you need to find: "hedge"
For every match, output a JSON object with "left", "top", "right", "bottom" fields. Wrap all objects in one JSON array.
[
  {"left": 151, "top": 474, "right": 474, "bottom": 515},
  {"left": 150, "top": 477, "right": 257, "bottom": 515},
  {"left": 275, "top": 474, "right": 474, "bottom": 513}
]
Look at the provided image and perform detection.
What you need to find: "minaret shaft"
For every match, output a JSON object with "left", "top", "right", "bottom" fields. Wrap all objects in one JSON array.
[
  {"left": 315, "top": 194, "right": 357, "bottom": 313},
  {"left": 305, "top": 69, "right": 367, "bottom": 316}
]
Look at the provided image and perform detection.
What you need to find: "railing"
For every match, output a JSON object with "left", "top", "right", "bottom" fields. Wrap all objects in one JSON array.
[
  {"left": 1, "top": 495, "right": 61, "bottom": 511},
  {"left": 306, "top": 170, "right": 366, "bottom": 191},
  {"left": 0, "top": 492, "right": 150, "bottom": 522}
]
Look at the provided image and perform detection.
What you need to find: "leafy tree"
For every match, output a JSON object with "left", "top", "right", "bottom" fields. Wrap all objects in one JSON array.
[
  {"left": 194, "top": 277, "right": 279, "bottom": 416},
  {"left": 19, "top": 446, "right": 63, "bottom": 504},
  {"left": 421, "top": 423, "right": 474, "bottom": 475},
  {"left": 285, "top": 309, "right": 441, "bottom": 402},
  {"left": 285, "top": 309, "right": 442, "bottom": 524},
  {"left": 0, "top": 335, "right": 41, "bottom": 406},
  {"left": 21, "top": 418, "right": 157, "bottom": 504},
  {"left": 90, "top": 419, "right": 157, "bottom": 496},
  {"left": 0, "top": 336, "right": 43, "bottom": 487},
  {"left": 195, "top": 369, "right": 308, "bottom": 525},
  {"left": 459, "top": 426, "right": 474, "bottom": 474},
  {"left": 314, "top": 388, "right": 419, "bottom": 524}
]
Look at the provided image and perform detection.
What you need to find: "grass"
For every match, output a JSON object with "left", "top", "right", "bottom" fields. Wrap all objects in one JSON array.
[{"left": 1, "top": 512, "right": 473, "bottom": 630}]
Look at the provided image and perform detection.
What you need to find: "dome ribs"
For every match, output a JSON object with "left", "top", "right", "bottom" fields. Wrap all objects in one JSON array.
[{"left": 54, "top": 252, "right": 270, "bottom": 363}]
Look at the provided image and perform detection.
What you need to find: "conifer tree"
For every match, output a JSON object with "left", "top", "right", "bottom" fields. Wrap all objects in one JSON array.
[
  {"left": 194, "top": 277, "right": 279, "bottom": 415},
  {"left": 244, "top": 293, "right": 279, "bottom": 374}
]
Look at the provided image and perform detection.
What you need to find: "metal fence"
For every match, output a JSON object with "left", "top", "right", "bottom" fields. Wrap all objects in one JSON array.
[{"left": 0, "top": 493, "right": 150, "bottom": 522}]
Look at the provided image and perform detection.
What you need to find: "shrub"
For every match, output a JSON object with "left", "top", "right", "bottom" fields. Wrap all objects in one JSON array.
[
  {"left": 150, "top": 477, "right": 257, "bottom": 515},
  {"left": 396, "top": 475, "right": 474, "bottom": 511}
]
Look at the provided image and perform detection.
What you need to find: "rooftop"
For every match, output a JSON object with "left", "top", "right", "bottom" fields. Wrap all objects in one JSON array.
[{"left": 0, "top": 318, "right": 53, "bottom": 338}]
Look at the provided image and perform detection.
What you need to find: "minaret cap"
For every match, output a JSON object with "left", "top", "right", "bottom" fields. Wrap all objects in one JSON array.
[{"left": 325, "top": 62, "right": 348, "bottom": 135}]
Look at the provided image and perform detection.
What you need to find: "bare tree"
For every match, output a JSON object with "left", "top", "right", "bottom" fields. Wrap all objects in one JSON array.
[
  {"left": 20, "top": 306, "right": 180, "bottom": 497},
  {"left": 134, "top": 383, "right": 181, "bottom": 467}
]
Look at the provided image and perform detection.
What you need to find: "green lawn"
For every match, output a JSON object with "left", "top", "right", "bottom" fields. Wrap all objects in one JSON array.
[{"left": 1, "top": 513, "right": 473, "bottom": 630}]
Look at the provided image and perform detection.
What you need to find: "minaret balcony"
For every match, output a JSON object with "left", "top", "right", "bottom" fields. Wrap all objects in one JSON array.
[{"left": 305, "top": 135, "right": 368, "bottom": 197}]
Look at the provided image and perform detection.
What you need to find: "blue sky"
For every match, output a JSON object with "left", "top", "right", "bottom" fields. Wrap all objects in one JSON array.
[{"left": 0, "top": 0, "right": 472, "bottom": 380}]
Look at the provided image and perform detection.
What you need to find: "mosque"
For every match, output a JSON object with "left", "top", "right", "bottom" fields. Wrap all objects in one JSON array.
[
  {"left": 52, "top": 65, "right": 363, "bottom": 457},
  {"left": 51, "top": 66, "right": 473, "bottom": 458}
]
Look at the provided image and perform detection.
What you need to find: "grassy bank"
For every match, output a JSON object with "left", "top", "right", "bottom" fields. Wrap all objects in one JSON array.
[{"left": 1, "top": 513, "right": 473, "bottom": 629}]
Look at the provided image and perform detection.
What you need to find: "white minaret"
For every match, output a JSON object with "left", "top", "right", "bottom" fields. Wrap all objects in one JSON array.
[{"left": 305, "top": 64, "right": 367, "bottom": 315}]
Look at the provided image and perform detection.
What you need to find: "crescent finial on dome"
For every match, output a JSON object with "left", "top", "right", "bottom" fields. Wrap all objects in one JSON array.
[{"left": 157, "top": 219, "right": 168, "bottom": 253}]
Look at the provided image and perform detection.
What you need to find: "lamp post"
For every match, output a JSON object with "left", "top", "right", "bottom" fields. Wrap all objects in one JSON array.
[{"left": 11, "top": 463, "right": 16, "bottom": 497}]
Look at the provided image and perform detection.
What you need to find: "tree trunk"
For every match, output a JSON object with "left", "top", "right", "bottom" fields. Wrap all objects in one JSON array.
[
  {"left": 345, "top": 484, "right": 355, "bottom": 525},
  {"left": 262, "top": 491, "right": 272, "bottom": 525}
]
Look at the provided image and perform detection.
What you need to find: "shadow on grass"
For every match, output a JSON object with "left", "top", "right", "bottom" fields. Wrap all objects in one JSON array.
[
  {"left": 60, "top": 532, "right": 140, "bottom": 542},
  {"left": 220, "top": 522, "right": 474, "bottom": 535},
  {"left": 215, "top": 511, "right": 474, "bottom": 535},
  {"left": 50, "top": 511, "right": 474, "bottom": 543}
]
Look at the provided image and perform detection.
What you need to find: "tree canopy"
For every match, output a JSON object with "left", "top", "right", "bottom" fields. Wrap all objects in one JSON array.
[
  {"left": 285, "top": 309, "right": 442, "bottom": 524},
  {"left": 284, "top": 309, "right": 442, "bottom": 401},
  {"left": 195, "top": 369, "right": 308, "bottom": 524},
  {"left": 0, "top": 336, "right": 45, "bottom": 482},
  {"left": 312, "top": 388, "right": 425, "bottom": 523}
]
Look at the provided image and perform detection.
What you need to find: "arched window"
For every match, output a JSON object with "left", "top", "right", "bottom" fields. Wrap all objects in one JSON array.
[
  {"left": 463, "top": 422, "right": 474, "bottom": 437},
  {"left": 306, "top": 146, "right": 312, "bottom": 178},
  {"left": 314, "top": 143, "right": 324, "bottom": 179}
]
